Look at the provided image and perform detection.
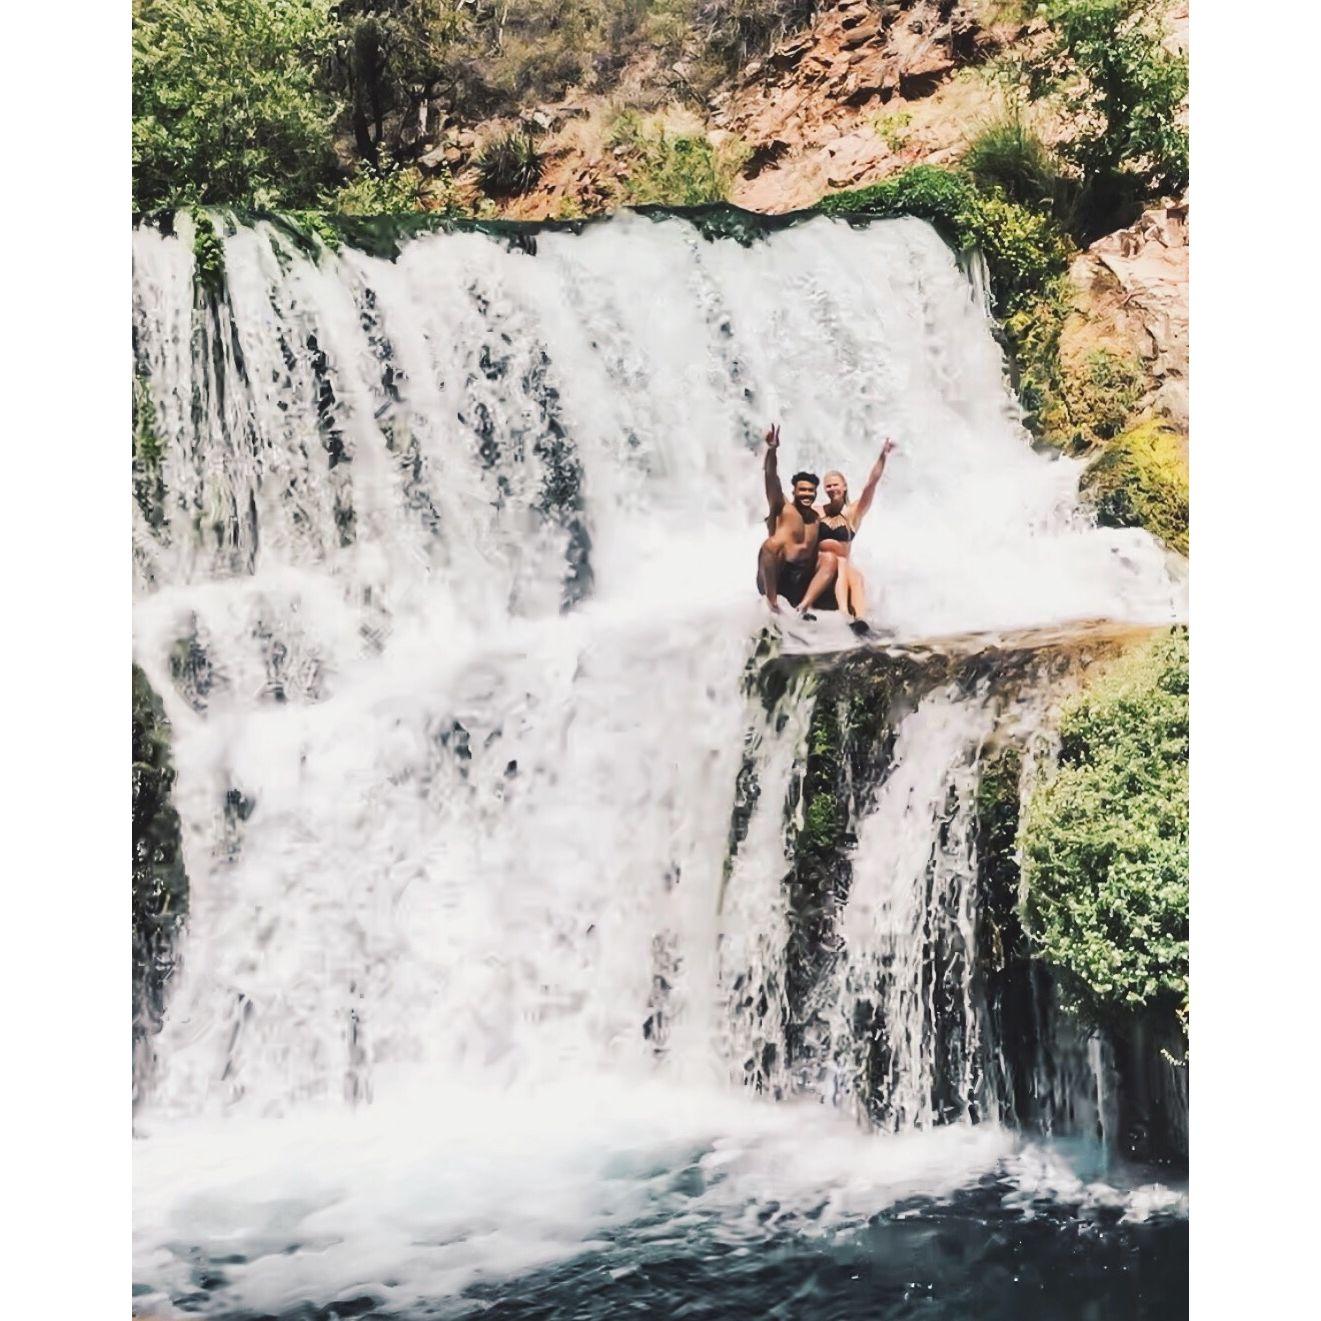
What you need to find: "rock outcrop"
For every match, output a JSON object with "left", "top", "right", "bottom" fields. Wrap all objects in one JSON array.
[{"left": 1066, "top": 200, "right": 1190, "bottom": 430}]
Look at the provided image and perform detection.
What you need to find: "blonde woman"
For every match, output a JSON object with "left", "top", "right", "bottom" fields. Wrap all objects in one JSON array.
[{"left": 800, "top": 439, "right": 896, "bottom": 629}]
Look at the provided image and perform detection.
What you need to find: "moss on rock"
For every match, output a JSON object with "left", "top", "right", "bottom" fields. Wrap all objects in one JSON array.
[
  {"left": 190, "top": 207, "right": 226, "bottom": 297},
  {"left": 1019, "top": 629, "right": 1188, "bottom": 1024},
  {"left": 974, "top": 745, "right": 1025, "bottom": 973},
  {"left": 133, "top": 373, "right": 168, "bottom": 533},
  {"left": 1080, "top": 418, "right": 1189, "bottom": 555}
]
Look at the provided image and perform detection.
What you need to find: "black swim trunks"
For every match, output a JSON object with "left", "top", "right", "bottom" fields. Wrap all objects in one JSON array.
[
  {"left": 761, "top": 557, "right": 840, "bottom": 610},
  {"left": 779, "top": 558, "right": 813, "bottom": 607}
]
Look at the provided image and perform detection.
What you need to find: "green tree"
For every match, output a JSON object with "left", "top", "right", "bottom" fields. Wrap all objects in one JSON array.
[
  {"left": 1018, "top": 0, "right": 1188, "bottom": 232},
  {"left": 333, "top": 1, "right": 467, "bottom": 166},
  {"left": 133, "top": 0, "right": 341, "bottom": 210}
]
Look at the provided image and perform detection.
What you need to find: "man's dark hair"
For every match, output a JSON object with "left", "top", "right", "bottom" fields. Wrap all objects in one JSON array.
[{"left": 791, "top": 470, "right": 820, "bottom": 488}]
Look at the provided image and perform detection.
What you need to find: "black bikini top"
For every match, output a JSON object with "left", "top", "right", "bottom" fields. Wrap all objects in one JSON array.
[{"left": 819, "top": 520, "right": 854, "bottom": 543}]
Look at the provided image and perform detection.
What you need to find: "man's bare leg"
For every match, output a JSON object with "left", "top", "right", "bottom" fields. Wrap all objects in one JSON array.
[
  {"left": 797, "top": 556, "right": 838, "bottom": 614},
  {"left": 758, "top": 539, "right": 786, "bottom": 613}
]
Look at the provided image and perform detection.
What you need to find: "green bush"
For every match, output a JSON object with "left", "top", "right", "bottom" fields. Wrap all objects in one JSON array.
[
  {"left": 820, "top": 164, "right": 977, "bottom": 235},
  {"left": 821, "top": 166, "right": 1070, "bottom": 318},
  {"left": 968, "top": 192, "right": 1071, "bottom": 315},
  {"left": 133, "top": 0, "right": 341, "bottom": 210},
  {"left": 475, "top": 129, "right": 544, "bottom": 196},
  {"left": 1020, "top": 629, "right": 1188, "bottom": 1021},
  {"left": 611, "top": 112, "right": 748, "bottom": 205},
  {"left": 1080, "top": 418, "right": 1189, "bottom": 555},
  {"left": 962, "top": 112, "right": 1068, "bottom": 215}
]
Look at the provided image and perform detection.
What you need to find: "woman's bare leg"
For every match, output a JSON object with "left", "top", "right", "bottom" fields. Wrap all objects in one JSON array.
[
  {"left": 797, "top": 554, "right": 838, "bottom": 613},
  {"left": 834, "top": 557, "right": 851, "bottom": 613},
  {"left": 847, "top": 565, "right": 868, "bottom": 619}
]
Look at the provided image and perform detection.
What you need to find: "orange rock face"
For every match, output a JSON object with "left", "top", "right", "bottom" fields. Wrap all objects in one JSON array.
[{"left": 717, "top": 0, "right": 1006, "bottom": 213}]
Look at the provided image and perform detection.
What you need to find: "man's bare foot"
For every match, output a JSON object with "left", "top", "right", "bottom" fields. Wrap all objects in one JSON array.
[{"left": 767, "top": 599, "right": 782, "bottom": 615}]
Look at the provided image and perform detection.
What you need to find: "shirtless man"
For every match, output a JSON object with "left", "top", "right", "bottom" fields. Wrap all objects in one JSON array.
[{"left": 755, "top": 423, "right": 838, "bottom": 615}]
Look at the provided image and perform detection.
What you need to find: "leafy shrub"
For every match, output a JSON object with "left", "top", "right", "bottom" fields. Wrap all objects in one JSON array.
[
  {"left": 1080, "top": 418, "right": 1188, "bottom": 554},
  {"left": 1020, "top": 629, "right": 1188, "bottom": 1021},
  {"left": 1066, "top": 347, "right": 1143, "bottom": 443},
  {"left": 821, "top": 161, "right": 972, "bottom": 220},
  {"left": 328, "top": 160, "right": 429, "bottom": 214},
  {"left": 968, "top": 192, "right": 1071, "bottom": 315},
  {"left": 133, "top": 0, "right": 341, "bottom": 210},
  {"left": 611, "top": 112, "right": 748, "bottom": 205},
  {"left": 821, "top": 166, "right": 1069, "bottom": 318},
  {"left": 475, "top": 129, "right": 544, "bottom": 196}
]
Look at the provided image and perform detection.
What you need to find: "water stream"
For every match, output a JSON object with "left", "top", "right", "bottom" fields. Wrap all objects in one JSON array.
[{"left": 132, "top": 210, "right": 1186, "bottom": 1318}]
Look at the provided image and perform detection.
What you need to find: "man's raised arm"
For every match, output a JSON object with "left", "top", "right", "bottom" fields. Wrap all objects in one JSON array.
[
  {"left": 853, "top": 437, "right": 896, "bottom": 525},
  {"left": 763, "top": 423, "right": 785, "bottom": 519}
]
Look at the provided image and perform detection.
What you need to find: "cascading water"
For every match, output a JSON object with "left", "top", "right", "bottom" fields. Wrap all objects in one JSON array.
[{"left": 132, "top": 210, "right": 1187, "bottom": 1318}]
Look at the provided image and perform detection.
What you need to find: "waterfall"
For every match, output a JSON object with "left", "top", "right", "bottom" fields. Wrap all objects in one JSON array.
[{"left": 132, "top": 209, "right": 1186, "bottom": 1315}]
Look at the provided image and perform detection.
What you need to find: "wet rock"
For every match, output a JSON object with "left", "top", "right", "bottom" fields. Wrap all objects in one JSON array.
[{"left": 133, "top": 666, "right": 188, "bottom": 1093}]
